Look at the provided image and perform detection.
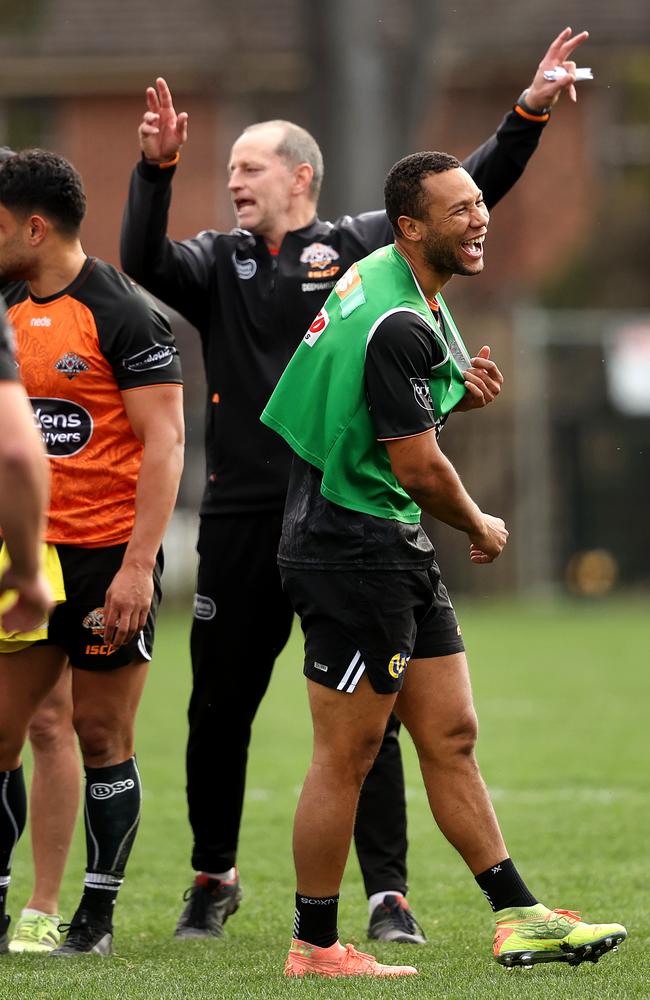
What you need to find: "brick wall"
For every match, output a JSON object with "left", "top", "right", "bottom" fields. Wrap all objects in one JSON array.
[
  {"left": 421, "top": 86, "right": 598, "bottom": 300},
  {"left": 56, "top": 93, "right": 223, "bottom": 266}
]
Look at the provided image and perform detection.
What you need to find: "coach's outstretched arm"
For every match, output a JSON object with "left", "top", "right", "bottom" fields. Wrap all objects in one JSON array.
[
  {"left": 522, "top": 25, "right": 588, "bottom": 110},
  {"left": 120, "top": 78, "right": 215, "bottom": 329},
  {"left": 463, "top": 27, "right": 589, "bottom": 209}
]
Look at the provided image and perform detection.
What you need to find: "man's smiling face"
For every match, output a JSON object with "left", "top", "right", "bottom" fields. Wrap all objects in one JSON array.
[{"left": 417, "top": 167, "right": 489, "bottom": 278}]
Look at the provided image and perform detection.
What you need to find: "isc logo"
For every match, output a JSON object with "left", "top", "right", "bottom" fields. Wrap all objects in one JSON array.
[
  {"left": 89, "top": 779, "right": 135, "bottom": 800},
  {"left": 85, "top": 644, "right": 117, "bottom": 656}
]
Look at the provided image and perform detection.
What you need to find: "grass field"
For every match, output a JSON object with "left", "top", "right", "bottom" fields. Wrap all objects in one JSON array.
[{"left": 2, "top": 597, "right": 648, "bottom": 999}]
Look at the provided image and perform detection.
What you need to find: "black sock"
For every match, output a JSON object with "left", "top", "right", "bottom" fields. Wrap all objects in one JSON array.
[
  {"left": 294, "top": 893, "right": 339, "bottom": 949},
  {"left": 0, "top": 766, "right": 27, "bottom": 919},
  {"left": 475, "top": 858, "right": 538, "bottom": 912},
  {"left": 79, "top": 873, "right": 123, "bottom": 923},
  {"left": 81, "top": 757, "right": 141, "bottom": 924}
]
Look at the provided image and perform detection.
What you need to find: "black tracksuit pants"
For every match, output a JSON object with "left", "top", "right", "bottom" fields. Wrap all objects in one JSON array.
[{"left": 187, "top": 512, "right": 408, "bottom": 897}]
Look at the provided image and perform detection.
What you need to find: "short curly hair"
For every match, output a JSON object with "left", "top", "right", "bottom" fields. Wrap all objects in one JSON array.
[
  {"left": 0, "top": 149, "right": 86, "bottom": 235},
  {"left": 384, "top": 151, "right": 461, "bottom": 237}
]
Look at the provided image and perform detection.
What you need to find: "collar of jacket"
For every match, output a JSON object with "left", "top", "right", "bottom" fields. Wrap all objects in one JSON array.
[{"left": 230, "top": 217, "right": 332, "bottom": 254}]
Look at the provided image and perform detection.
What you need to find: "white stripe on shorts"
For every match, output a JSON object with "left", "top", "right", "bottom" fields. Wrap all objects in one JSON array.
[
  {"left": 337, "top": 650, "right": 361, "bottom": 691},
  {"left": 346, "top": 660, "right": 366, "bottom": 693},
  {"left": 137, "top": 630, "right": 151, "bottom": 662}
]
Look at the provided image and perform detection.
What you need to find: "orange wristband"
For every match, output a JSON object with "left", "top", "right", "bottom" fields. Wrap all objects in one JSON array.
[
  {"left": 157, "top": 151, "right": 180, "bottom": 169},
  {"left": 514, "top": 104, "right": 550, "bottom": 123}
]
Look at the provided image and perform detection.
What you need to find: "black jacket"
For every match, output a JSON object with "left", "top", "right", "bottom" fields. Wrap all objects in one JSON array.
[{"left": 120, "top": 109, "right": 546, "bottom": 516}]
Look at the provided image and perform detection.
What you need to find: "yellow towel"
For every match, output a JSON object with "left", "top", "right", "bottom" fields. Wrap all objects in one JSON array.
[{"left": 0, "top": 543, "right": 66, "bottom": 652}]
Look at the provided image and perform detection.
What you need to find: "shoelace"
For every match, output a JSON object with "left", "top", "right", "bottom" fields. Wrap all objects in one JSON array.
[
  {"left": 17, "top": 915, "right": 56, "bottom": 941},
  {"left": 58, "top": 913, "right": 106, "bottom": 948},
  {"left": 382, "top": 898, "right": 423, "bottom": 936},
  {"left": 181, "top": 884, "right": 209, "bottom": 926},
  {"left": 341, "top": 944, "right": 375, "bottom": 969}
]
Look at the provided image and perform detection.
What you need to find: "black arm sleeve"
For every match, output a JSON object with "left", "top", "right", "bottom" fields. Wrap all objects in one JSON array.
[
  {"left": 96, "top": 291, "right": 183, "bottom": 391},
  {"left": 338, "top": 210, "right": 395, "bottom": 252},
  {"left": 462, "top": 109, "right": 547, "bottom": 210},
  {"left": 120, "top": 160, "right": 216, "bottom": 331},
  {"left": 345, "top": 106, "right": 547, "bottom": 236},
  {"left": 365, "top": 312, "right": 444, "bottom": 440}
]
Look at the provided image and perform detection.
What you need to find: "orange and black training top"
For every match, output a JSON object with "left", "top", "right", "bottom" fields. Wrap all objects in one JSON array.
[{"left": 4, "top": 257, "right": 183, "bottom": 547}]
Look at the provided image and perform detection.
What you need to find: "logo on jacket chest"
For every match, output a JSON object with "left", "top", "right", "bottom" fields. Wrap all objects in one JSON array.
[
  {"left": 231, "top": 251, "right": 257, "bottom": 280},
  {"left": 55, "top": 352, "right": 91, "bottom": 380},
  {"left": 300, "top": 243, "right": 340, "bottom": 280}
]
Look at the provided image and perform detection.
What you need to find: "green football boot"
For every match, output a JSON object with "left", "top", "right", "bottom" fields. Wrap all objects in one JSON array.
[
  {"left": 9, "top": 911, "right": 61, "bottom": 953},
  {"left": 494, "top": 903, "right": 627, "bottom": 968}
]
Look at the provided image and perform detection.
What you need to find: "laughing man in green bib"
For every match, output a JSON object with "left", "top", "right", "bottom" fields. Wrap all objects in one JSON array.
[{"left": 262, "top": 152, "right": 627, "bottom": 978}]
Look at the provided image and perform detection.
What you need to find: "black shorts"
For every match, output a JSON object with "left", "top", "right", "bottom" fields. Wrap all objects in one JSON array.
[
  {"left": 34, "top": 543, "right": 163, "bottom": 671},
  {"left": 280, "top": 563, "right": 465, "bottom": 695}
]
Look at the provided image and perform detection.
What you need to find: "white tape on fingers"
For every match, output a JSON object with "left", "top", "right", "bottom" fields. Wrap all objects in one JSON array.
[{"left": 543, "top": 66, "right": 593, "bottom": 81}]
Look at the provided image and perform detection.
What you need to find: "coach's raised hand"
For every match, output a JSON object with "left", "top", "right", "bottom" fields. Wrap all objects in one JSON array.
[
  {"left": 139, "top": 77, "right": 189, "bottom": 164},
  {"left": 525, "top": 26, "right": 590, "bottom": 109}
]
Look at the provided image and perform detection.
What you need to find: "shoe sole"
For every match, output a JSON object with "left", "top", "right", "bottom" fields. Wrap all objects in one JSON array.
[
  {"left": 9, "top": 942, "right": 58, "bottom": 954},
  {"left": 174, "top": 886, "right": 242, "bottom": 940},
  {"left": 285, "top": 962, "right": 418, "bottom": 978},
  {"left": 49, "top": 933, "right": 113, "bottom": 958},
  {"left": 497, "top": 930, "right": 627, "bottom": 969}
]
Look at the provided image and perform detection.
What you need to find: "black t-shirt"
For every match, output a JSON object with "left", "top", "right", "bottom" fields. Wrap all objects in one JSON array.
[
  {"left": 279, "top": 308, "right": 447, "bottom": 569},
  {"left": 0, "top": 298, "right": 16, "bottom": 381}
]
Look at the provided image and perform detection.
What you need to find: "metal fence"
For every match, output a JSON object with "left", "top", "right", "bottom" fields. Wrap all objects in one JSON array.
[{"left": 513, "top": 307, "right": 650, "bottom": 596}]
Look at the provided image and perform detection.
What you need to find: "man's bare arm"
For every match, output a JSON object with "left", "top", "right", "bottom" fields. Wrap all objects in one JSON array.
[
  {"left": 102, "top": 384, "right": 184, "bottom": 647},
  {"left": 384, "top": 429, "right": 508, "bottom": 564},
  {"left": 0, "top": 381, "right": 52, "bottom": 630}
]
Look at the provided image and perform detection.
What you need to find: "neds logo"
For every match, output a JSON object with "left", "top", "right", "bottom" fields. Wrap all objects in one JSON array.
[{"left": 30, "top": 397, "right": 93, "bottom": 457}]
